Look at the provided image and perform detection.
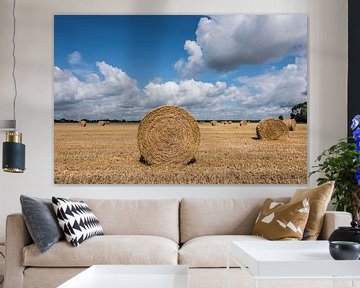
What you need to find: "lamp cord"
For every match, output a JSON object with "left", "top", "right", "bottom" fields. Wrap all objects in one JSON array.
[{"left": 11, "top": 0, "right": 18, "bottom": 128}]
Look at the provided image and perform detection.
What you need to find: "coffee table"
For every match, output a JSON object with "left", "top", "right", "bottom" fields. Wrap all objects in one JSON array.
[
  {"left": 58, "top": 265, "right": 189, "bottom": 288},
  {"left": 228, "top": 241, "right": 360, "bottom": 288}
]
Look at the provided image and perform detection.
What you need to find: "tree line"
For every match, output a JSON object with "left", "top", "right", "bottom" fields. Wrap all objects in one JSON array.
[{"left": 55, "top": 102, "right": 307, "bottom": 124}]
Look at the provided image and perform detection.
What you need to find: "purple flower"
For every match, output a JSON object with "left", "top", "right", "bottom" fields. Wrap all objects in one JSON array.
[
  {"left": 352, "top": 115, "right": 360, "bottom": 130},
  {"left": 356, "top": 167, "right": 360, "bottom": 186},
  {"left": 357, "top": 142, "right": 360, "bottom": 152},
  {"left": 353, "top": 128, "right": 360, "bottom": 142}
]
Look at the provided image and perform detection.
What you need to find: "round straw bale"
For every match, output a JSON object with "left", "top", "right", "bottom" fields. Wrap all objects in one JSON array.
[
  {"left": 98, "top": 121, "right": 106, "bottom": 126},
  {"left": 137, "top": 105, "right": 200, "bottom": 165},
  {"left": 239, "top": 120, "right": 248, "bottom": 126},
  {"left": 79, "top": 120, "right": 87, "bottom": 127},
  {"left": 256, "top": 118, "right": 289, "bottom": 140},
  {"left": 211, "top": 121, "right": 217, "bottom": 126},
  {"left": 283, "top": 119, "right": 297, "bottom": 131}
]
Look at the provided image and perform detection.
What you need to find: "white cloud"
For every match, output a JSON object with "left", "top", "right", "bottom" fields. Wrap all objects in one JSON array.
[
  {"left": 67, "top": 51, "right": 82, "bottom": 65},
  {"left": 144, "top": 79, "right": 228, "bottom": 110},
  {"left": 174, "top": 40, "right": 203, "bottom": 78},
  {"left": 55, "top": 58, "right": 307, "bottom": 121},
  {"left": 144, "top": 57, "right": 307, "bottom": 120},
  {"left": 54, "top": 61, "right": 142, "bottom": 120},
  {"left": 237, "top": 57, "right": 307, "bottom": 109},
  {"left": 176, "top": 15, "right": 307, "bottom": 75}
]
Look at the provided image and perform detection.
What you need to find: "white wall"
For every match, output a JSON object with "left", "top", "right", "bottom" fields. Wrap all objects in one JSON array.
[{"left": 0, "top": 0, "right": 348, "bottom": 242}]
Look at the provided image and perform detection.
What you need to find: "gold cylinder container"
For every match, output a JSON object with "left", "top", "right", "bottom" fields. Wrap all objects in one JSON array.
[{"left": 6, "top": 131, "right": 22, "bottom": 143}]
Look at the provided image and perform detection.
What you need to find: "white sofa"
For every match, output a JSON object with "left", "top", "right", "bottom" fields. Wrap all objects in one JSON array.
[{"left": 4, "top": 198, "right": 352, "bottom": 288}]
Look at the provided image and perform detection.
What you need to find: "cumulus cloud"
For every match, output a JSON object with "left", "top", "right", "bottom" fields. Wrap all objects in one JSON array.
[
  {"left": 54, "top": 61, "right": 142, "bottom": 120},
  {"left": 144, "top": 79, "right": 228, "bottom": 109},
  {"left": 67, "top": 51, "right": 82, "bottom": 65},
  {"left": 55, "top": 58, "right": 307, "bottom": 120},
  {"left": 237, "top": 57, "right": 307, "bottom": 110},
  {"left": 174, "top": 40, "right": 203, "bottom": 78},
  {"left": 143, "top": 79, "right": 250, "bottom": 119},
  {"left": 144, "top": 57, "right": 307, "bottom": 119},
  {"left": 176, "top": 15, "right": 307, "bottom": 75}
]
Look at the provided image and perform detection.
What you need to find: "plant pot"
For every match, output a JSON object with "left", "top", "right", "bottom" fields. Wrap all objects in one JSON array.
[{"left": 329, "top": 221, "right": 360, "bottom": 244}]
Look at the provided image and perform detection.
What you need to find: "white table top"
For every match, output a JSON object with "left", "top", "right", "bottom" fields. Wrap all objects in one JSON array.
[
  {"left": 58, "top": 265, "right": 189, "bottom": 288},
  {"left": 231, "top": 240, "right": 360, "bottom": 278}
]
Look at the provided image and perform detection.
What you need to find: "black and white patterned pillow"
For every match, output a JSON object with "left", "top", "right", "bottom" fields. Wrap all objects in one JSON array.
[{"left": 52, "top": 197, "right": 104, "bottom": 247}]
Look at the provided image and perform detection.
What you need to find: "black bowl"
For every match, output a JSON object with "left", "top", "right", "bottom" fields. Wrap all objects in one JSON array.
[{"left": 329, "top": 241, "right": 360, "bottom": 260}]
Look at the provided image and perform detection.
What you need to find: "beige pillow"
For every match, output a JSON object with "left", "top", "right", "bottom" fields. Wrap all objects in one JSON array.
[
  {"left": 289, "top": 181, "right": 334, "bottom": 240},
  {"left": 252, "top": 198, "right": 310, "bottom": 240}
]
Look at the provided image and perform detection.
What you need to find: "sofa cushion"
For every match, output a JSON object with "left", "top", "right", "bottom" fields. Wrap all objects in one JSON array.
[
  {"left": 179, "top": 235, "right": 267, "bottom": 268},
  {"left": 252, "top": 198, "right": 310, "bottom": 240},
  {"left": 52, "top": 197, "right": 104, "bottom": 247},
  {"left": 72, "top": 199, "right": 179, "bottom": 243},
  {"left": 180, "top": 198, "right": 289, "bottom": 243},
  {"left": 23, "top": 235, "right": 178, "bottom": 267},
  {"left": 290, "top": 181, "right": 334, "bottom": 240},
  {"left": 20, "top": 195, "right": 64, "bottom": 253}
]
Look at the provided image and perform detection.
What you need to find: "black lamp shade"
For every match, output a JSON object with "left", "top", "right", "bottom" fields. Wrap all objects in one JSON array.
[{"left": 3, "top": 141, "right": 25, "bottom": 173}]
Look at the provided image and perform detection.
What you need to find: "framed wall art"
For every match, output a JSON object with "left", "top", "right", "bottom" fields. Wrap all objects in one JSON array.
[{"left": 54, "top": 15, "right": 308, "bottom": 184}]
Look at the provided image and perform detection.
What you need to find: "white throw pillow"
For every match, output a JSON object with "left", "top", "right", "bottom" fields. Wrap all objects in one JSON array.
[{"left": 52, "top": 197, "right": 103, "bottom": 247}]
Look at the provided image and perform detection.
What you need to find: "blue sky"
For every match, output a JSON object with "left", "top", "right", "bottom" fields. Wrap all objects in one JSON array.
[
  {"left": 55, "top": 16, "right": 201, "bottom": 87},
  {"left": 54, "top": 15, "right": 308, "bottom": 120}
]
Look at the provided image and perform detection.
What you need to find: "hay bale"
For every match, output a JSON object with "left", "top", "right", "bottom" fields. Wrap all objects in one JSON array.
[
  {"left": 98, "top": 121, "right": 106, "bottom": 126},
  {"left": 283, "top": 119, "right": 297, "bottom": 131},
  {"left": 106, "top": 120, "right": 110, "bottom": 125},
  {"left": 211, "top": 121, "right": 217, "bottom": 126},
  {"left": 228, "top": 121, "right": 232, "bottom": 124},
  {"left": 239, "top": 120, "right": 248, "bottom": 126},
  {"left": 79, "top": 120, "right": 87, "bottom": 127},
  {"left": 256, "top": 118, "right": 289, "bottom": 140},
  {"left": 138, "top": 105, "right": 200, "bottom": 165}
]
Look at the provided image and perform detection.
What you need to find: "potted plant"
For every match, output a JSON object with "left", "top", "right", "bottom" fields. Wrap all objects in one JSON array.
[{"left": 310, "top": 115, "right": 360, "bottom": 222}]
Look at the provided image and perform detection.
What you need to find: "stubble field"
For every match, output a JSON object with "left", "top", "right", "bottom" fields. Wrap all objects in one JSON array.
[{"left": 54, "top": 122, "right": 307, "bottom": 184}]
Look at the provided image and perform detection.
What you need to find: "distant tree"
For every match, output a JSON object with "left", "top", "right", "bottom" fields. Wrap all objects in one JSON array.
[
  {"left": 290, "top": 102, "right": 307, "bottom": 123},
  {"left": 278, "top": 115, "right": 284, "bottom": 120}
]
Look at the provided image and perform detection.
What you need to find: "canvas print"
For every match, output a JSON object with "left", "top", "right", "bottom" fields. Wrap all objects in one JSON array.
[{"left": 54, "top": 15, "right": 308, "bottom": 184}]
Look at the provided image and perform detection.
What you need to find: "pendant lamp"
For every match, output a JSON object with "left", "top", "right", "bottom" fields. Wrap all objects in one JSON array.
[{"left": 1, "top": 0, "right": 25, "bottom": 173}]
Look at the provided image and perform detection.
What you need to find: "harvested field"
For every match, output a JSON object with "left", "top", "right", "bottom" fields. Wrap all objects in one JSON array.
[{"left": 54, "top": 122, "right": 307, "bottom": 184}]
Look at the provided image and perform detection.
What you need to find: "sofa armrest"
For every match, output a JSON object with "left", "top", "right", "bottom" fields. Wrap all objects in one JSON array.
[
  {"left": 4, "top": 214, "right": 33, "bottom": 288},
  {"left": 318, "top": 211, "right": 352, "bottom": 240}
]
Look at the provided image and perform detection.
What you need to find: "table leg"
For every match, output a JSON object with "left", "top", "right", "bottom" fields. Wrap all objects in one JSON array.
[
  {"left": 252, "top": 278, "right": 258, "bottom": 288},
  {"left": 226, "top": 251, "right": 230, "bottom": 288},
  {"left": 352, "top": 279, "right": 360, "bottom": 288}
]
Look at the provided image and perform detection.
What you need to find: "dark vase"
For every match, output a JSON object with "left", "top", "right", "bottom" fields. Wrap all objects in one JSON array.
[
  {"left": 329, "top": 241, "right": 360, "bottom": 260},
  {"left": 328, "top": 221, "right": 360, "bottom": 244}
]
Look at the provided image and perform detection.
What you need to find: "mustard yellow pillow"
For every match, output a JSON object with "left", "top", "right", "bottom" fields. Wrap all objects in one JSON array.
[
  {"left": 289, "top": 181, "right": 334, "bottom": 240},
  {"left": 252, "top": 198, "right": 310, "bottom": 240}
]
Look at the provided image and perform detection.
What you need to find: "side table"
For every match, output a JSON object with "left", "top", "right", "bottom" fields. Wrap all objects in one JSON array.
[{"left": 227, "top": 241, "right": 360, "bottom": 288}]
